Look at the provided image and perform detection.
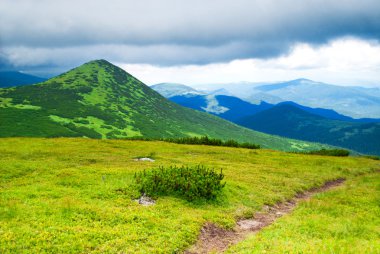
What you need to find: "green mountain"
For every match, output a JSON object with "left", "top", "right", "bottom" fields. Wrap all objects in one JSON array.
[
  {"left": 0, "top": 60, "right": 331, "bottom": 152},
  {"left": 237, "top": 104, "right": 380, "bottom": 155}
]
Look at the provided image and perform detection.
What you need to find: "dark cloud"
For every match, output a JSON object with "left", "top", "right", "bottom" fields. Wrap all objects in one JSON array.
[{"left": 0, "top": 0, "right": 379, "bottom": 72}]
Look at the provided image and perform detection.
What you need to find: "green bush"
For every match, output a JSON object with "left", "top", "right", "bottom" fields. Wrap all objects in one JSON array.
[
  {"left": 134, "top": 165, "right": 226, "bottom": 201},
  {"left": 305, "top": 148, "right": 350, "bottom": 157},
  {"left": 361, "top": 155, "right": 380, "bottom": 160},
  {"left": 163, "top": 136, "right": 260, "bottom": 149}
]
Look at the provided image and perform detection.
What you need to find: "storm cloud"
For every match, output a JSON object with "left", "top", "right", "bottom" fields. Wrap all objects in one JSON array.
[{"left": 1, "top": 0, "right": 380, "bottom": 73}]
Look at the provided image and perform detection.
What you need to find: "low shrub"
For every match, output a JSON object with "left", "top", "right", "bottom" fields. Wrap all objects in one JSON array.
[
  {"left": 134, "top": 165, "right": 226, "bottom": 201},
  {"left": 361, "top": 155, "right": 380, "bottom": 160},
  {"left": 304, "top": 148, "right": 350, "bottom": 157},
  {"left": 163, "top": 136, "right": 260, "bottom": 149}
]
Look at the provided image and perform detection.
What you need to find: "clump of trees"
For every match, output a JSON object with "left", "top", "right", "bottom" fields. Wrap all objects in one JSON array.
[
  {"left": 164, "top": 136, "right": 260, "bottom": 149},
  {"left": 303, "top": 148, "right": 350, "bottom": 157}
]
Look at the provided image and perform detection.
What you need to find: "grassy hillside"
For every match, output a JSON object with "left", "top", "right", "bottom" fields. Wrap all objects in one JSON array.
[
  {"left": 227, "top": 172, "right": 380, "bottom": 253},
  {"left": 238, "top": 104, "right": 380, "bottom": 155},
  {"left": 0, "top": 138, "right": 378, "bottom": 253},
  {"left": 0, "top": 60, "right": 331, "bottom": 152}
]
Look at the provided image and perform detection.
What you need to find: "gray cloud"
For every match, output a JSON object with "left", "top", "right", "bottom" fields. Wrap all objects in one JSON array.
[{"left": 1, "top": 0, "right": 380, "bottom": 72}]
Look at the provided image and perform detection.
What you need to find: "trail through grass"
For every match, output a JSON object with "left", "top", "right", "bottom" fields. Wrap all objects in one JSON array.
[
  {"left": 187, "top": 179, "right": 346, "bottom": 253},
  {"left": 0, "top": 138, "right": 378, "bottom": 253},
  {"left": 227, "top": 172, "right": 380, "bottom": 254}
]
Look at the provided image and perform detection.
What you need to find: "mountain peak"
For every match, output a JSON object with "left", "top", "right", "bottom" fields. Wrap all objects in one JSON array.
[
  {"left": 85, "top": 59, "right": 112, "bottom": 66},
  {"left": 294, "top": 78, "right": 312, "bottom": 82},
  {"left": 50, "top": 59, "right": 139, "bottom": 91},
  {"left": 256, "top": 78, "right": 322, "bottom": 92},
  {"left": 78, "top": 59, "right": 125, "bottom": 72},
  {"left": 151, "top": 83, "right": 203, "bottom": 98}
]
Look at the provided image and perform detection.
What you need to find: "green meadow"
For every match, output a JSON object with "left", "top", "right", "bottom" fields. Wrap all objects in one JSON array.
[
  {"left": 227, "top": 172, "right": 380, "bottom": 253},
  {"left": 0, "top": 138, "right": 379, "bottom": 253}
]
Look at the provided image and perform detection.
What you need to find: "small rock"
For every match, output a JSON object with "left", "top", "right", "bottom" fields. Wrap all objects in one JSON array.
[
  {"left": 134, "top": 157, "right": 155, "bottom": 162},
  {"left": 237, "top": 220, "right": 262, "bottom": 230},
  {"left": 135, "top": 194, "right": 155, "bottom": 206}
]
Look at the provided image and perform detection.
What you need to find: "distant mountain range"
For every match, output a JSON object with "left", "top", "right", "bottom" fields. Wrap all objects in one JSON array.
[
  {"left": 166, "top": 79, "right": 380, "bottom": 119},
  {"left": 152, "top": 83, "right": 380, "bottom": 154},
  {"left": 0, "top": 60, "right": 330, "bottom": 152},
  {"left": 152, "top": 83, "right": 380, "bottom": 122},
  {"left": 0, "top": 71, "right": 47, "bottom": 88},
  {"left": 169, "top": 95, "right": 273, "bottom": 122},
  {"left": 208, "top": 79, "right": 380, "bottom": 119},
  {"left": 248, "top": 79, "right": 380, "bottom": 119},
  {"left": 237, "top": 104, "right": 380, "bottom": 155}
]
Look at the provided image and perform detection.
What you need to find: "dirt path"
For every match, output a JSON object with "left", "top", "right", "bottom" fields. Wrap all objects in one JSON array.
[{"left": 185, "top": 178, "right": 345, "bottom": 254}]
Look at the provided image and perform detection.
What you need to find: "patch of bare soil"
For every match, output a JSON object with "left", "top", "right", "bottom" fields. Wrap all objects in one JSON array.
[{"left": 185, "top": 178, "right": 345, "bottom": 254}]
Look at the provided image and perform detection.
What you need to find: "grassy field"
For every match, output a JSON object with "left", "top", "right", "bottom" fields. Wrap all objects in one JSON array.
[
  {"left": 227, "top": 172, "right": 380, "bottom": 253},
  {"left": 0, "top": 138, "right": 379, "bottom": 253}
]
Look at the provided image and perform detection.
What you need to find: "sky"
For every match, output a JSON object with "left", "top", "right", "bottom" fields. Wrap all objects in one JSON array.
[{"left": 1, "top": 0, "right": 380, "bottom": 87}]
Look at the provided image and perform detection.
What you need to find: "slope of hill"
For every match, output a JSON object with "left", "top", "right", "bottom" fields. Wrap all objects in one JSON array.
[
  {"left": 0, "top": 60, "right": 329, "bottom": 152},
  {"left": 0, "top": 71, "right": 47, "bottom": 88},
  {"left": 237, "top": 104, "right": 380, "bottom": 155},
  {"left": 249, "top": 79, "right": 380, "bottom": 118}
]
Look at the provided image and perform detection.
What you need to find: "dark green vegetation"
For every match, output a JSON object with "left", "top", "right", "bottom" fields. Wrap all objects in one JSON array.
[
  {"left": 0, "top": 138, "right": 379, "bottom": 253},
  {"left": 164, "top": 136, "right": 260, "bottom": 149},
  {"left": 237, "top": 104, "right": 380, "bottom": 155},
  {"left": 227, "top": 172, "right": 380, "bottom": 253},
  {"left": 125, "top": 136, "right": 260, "bottom": 149},
  {"left": 302, "top": 148, "right": 350, "bottom": 157},
  {"left": 0, "top": 59, "right": 332, "bottom": 152},
  {"left": 362, "top": 155, "right": 380, "bottom": 160},
  {"left": 135, "top": 165, "right": 225, "bottom": 201},
  {"left": 0, "top": 71, "right": 46, "bottom": 88}
]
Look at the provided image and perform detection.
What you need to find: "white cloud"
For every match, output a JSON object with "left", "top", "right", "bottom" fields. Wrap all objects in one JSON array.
[
  {"left": 2, "top": 42, "right": 251, "bottom": 67},
  {"left": 118, "top": 38, "right": 380, "bottom": 87}
]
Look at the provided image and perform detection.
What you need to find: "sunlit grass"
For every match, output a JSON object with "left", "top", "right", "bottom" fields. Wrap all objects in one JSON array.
[
  {"left": 0, "top": 138, "right": 378, "bottom": 253},
  {"left": 227, "top": 172, "right": 380, "bottom": 254}
]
